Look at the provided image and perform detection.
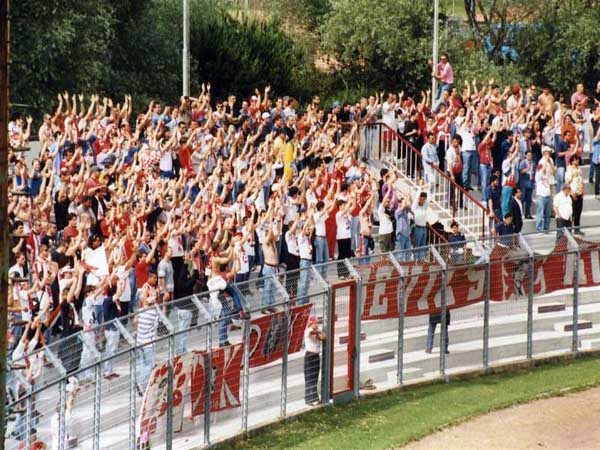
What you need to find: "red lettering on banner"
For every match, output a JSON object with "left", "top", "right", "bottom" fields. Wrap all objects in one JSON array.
[
  {"left": 139, "top": 353, "right": 192, "bottom": 440},
  {"left": 358, "top": 240, "right": 600, "bottom": 320},
  {"left": 190, "top": 343, "right": 243, "bottom": 417},
  {"left": 248, "top": 303, "right": 312, "bottom": 368}
]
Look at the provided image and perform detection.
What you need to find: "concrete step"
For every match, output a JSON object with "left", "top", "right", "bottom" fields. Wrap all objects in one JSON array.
[
  {"left": 538, "top": 303, "right": 566, "bottom": 314},
  {"left": 581, "top": 338, "right": 600, "bottom": 350},
  {"left": 554, "top": 321, "right": 593, "bottom": 332}
]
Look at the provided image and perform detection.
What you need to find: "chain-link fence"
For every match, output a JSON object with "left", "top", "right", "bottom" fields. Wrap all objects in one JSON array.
[{"left": 6, "top": 227, "right": 600, "bottom": 449}]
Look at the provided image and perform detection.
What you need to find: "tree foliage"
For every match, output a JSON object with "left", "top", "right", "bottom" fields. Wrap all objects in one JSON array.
[{"left": 320, "top": 0, "right": 434, "bottom": 91}]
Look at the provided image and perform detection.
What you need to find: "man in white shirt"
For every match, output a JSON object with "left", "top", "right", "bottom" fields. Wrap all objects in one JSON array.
[
  {"left": 457, "top": 113, "right": 478, "bottom": 191},
  {"left": 535, "top": 147, "right": 555, "bottom": 233},
  {"left": 553, "top": 184, "right": 573, "bottom": 239},
  {"left": 421, "top": 132, "right": 439, "bottom": 186},
  {"left": 412, "top": 186, "right": 430, "bottom": 260}
]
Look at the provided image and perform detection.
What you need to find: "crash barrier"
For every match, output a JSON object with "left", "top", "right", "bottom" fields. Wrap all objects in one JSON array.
[{"left": 5, "top": 227, "right": 600, "bottom": 449}]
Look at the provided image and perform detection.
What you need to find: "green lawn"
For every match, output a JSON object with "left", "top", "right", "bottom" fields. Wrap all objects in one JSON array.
[{"left": 218, "top": 355, "right": 600, "bottom": 450}]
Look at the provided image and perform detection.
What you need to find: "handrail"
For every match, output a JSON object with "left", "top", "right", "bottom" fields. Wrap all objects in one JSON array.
[{"left": 379, "top": 122, "right": 490, "bottom": 213}]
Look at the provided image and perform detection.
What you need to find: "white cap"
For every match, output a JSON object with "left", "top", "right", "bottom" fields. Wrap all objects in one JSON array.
[
  {"left": 261, "top": 112, "right": 271, "bottom": 120},
  {"left": 542, "top": 145, "right": 553, "bottom": 153}
]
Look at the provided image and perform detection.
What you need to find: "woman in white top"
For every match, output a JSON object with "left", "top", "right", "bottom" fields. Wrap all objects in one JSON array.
[{"left": 304, "top": 316, "right": 326, "bottom": 406}]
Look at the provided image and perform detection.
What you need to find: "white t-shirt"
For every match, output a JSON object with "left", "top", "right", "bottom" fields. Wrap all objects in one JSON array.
[
  {"left": 206, "top": 275, "right": 227, "bottom": 319},
  {"left": 553, "top": 191, "right": 573, "bottom": 220},
  {"left": 298, "top": 234, "right": 312, "bottom": 260},
  {"left": 378, "top": 204, "right": 394, "bottom": 235},
  {"left": 304, "top": 327, "right": 322, "bottom": 354},
  {"left": 314, "top": 211, "right": 327, "bottom": 237},
  {"left": 168, "top": 235, "right": 185, "bottom": 258},
  {"left": 285, "top": 231, "right": 299, "bottom": 256},
  {"left": 235, "top": 242, "right": 249, "bottom": 274},
  {"left": 382, "top": 101, "right": 397, "bottom": 130},
  {"left": 336, "top": 211, "right": 351, "bottom": 240}
]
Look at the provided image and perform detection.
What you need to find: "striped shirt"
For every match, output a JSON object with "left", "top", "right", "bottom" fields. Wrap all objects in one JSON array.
[{"left": 136, "top": 307, "right": 159, "bottom": 345}]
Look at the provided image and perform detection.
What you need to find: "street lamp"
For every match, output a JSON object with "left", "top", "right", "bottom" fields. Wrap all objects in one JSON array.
[
  {"left": 182, "top": 0, "right": 190, "bottom": 97},
  {"left": 432, "top": 0, "right": 439, "bottom": 99}
]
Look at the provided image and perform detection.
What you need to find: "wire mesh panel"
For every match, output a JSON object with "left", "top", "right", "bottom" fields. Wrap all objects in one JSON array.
[
  {"left": 443, "top": 252, "right": 487, "bottom": 376},
  {"left": 487, "top": 236, "right": 531, "bottom": 366},
  {"left": 354, "top": 254, "right": 401, "bottom": 391},
  {"left": 391, "top": 247, "right": 444, "bottom": 381},
  {"left": 329, "top": 280, "right": 355, "bottom": 396},
  {"left": 245, "top": 308, "right": 285, "bottom": 432},
  {"left": 280, "top": 266, "right": 329, "bottom": 415}
]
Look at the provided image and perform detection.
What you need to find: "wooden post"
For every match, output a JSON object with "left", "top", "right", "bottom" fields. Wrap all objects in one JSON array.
[{"left": 0, "top": 0, "right": 10, "bottom": 442}]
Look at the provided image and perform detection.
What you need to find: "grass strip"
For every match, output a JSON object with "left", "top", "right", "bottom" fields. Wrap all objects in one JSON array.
[{"left": 218, "top": 355, "right": 600, "bottom": 450}]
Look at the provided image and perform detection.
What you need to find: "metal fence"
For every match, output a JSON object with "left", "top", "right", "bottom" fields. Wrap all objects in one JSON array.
[{"left": 5, "top": 227, "right": 600, "bottom": 450}]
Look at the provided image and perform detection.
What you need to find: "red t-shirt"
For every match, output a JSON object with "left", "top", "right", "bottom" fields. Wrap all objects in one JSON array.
[
  {"left": 134, "top": 260, "right": 149, "bottom": 289},
  {"left": 478, "top": 140, "right": 493, "bottom": 166}
]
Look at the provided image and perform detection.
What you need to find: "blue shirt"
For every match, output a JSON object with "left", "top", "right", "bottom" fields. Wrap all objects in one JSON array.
[
  {"left": 485, "top": 184, "right": 501, "bottom": 211},
  {"left": 495, "top": 222, "right": 515, "bottom": 247},
  {"left": 592, "top": 138, "right": 600, "bottom": 165}
]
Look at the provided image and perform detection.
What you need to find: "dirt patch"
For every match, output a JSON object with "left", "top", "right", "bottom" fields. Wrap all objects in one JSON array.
[{"left": 402, "top": 387, "right": 600, "bottom": 450}]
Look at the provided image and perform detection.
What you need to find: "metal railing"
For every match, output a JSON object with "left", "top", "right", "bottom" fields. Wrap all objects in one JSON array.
[
  {"left": 359, "top": 123, "right": 494, "bottom": 240},
  {"left": 5, "top": 227, "right": 600, "bottom": 450}
]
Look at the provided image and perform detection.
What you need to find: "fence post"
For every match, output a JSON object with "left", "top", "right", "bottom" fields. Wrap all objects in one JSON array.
[
  {"left": 387, "top": 252, "right": 405, "bottom": 385},
  {"left": 204, "top": 322, "right": 213, "bottom": 446},
  {"left": 113, "top": 320, "right": 137, "bottom": 450},
  {"left": 564, "top": 229, "right": 581, "bottom": 354},
  {"left": 80, "top": 333, "right": 102, "bottom": 450},
  {"left": 475, "top": 242, "right": 491, "bottom": 372},
  {"left": 519, "top": 234, "right": 535, "bottom": 362},
  {"left": 241, "top": 315, "right": 251, "bottom": 433},
  {"left": 430, "top": 246, "right": 447, "bottom": 379},
  {"left": 154, "top": 307, "right": 175, "bottom": 450},
  {"left": 13, "top": 371, "right": 32, "bottom": 449},
  {"left": 312, "top": 265, "right": 332, "bottom": 403},
  {"left": 44, "top": 347, "right": 67, "bottom": 450},
  {"left": 344, "top": 260, "right": 362, "bottom": 397},
  {"left": 272, "top": 276, "right": 290, "bottom": 418}
]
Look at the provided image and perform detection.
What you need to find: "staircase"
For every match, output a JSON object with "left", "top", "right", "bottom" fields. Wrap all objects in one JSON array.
[{"left": 360, "top": 123, "right": 493, "bottom": 241}]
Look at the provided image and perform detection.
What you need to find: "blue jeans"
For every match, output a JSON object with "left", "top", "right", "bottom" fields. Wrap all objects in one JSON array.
[
  {"left": 350, "top": 215, "right": 360, "bottom": 255},
  {"left": 359, "top": 236, "right": 372, "bottom": 265},
  {"left": 501, "top": 186, "right": 513, "bottom": 217},
  {"left": 413, "top": 226, "right": 427, "bottom": 261},
  {"left": 437, "top": 82, "right": 452, "bottom": 100},
  {"left": 556, "top": 166, "right": 565, "bottom": 192},
  {"left": 297, "top": 259, "right": 312, "bottom": 303},
  {"left": 396, "top": 234, "right": 412, "bottom": 261},
  {"left": 479, "top": 164, "right": 491, "bottom": 201},
  {"left": 261, "top": 265, "right": 278, "bottom": 308},
  {"left": 535, "top": 196, "right": 551, "bottom": 231},
  {"left": 426, "top": 315, "right": 449, "bottom": 352},
  {"left": 218, "top": 295, "right": 235, "bottom": 345},
  {"left": 103, "top": 328, "right": 120, "bottom": 375},
  {"left": 521, "top": 183, "right": 534, "bottom": 217},
  {"left": 364, "top": 125, "right": 376, "bottom": 159},
  {"left": 160, "top": 170, "right": 174, "bottom": 179},
  {"left": 314, "top": 237, "right": 329, "bottom": 278},
  {"left": 176, "top": 308, "right": 193, "bottom": 355},
  {"left": 139, "top": 346, "right": 155, "bottom": 390},
  {"left": 462, "top": 150, "right": 478, "bottom": 189}
]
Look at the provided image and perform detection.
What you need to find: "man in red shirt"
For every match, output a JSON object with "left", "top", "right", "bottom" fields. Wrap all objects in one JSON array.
[{"left": 478, "top": 125, "right": 497, "bottom": 201}]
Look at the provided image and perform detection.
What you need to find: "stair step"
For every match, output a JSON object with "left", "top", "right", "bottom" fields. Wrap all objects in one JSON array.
[
  {"left": 581, "top": 339, "right": 600, "bottom": 350},
  {"left": 339, "top": 333, "right": 367, "bottom": 345},
  {"left": 538, "top": 303, "right": 566, "bottom": 314},
  {"left": 368, "top": 350, "right": 395, "bottom": 363},
  {"left": 554, "top": 321, "right": 592, "bottom": 332}
]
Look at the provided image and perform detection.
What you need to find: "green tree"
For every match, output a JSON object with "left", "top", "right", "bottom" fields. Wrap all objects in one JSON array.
[
  {"left": 320, "top": 0, "right": 434, "bottom": 91},
  {"left": 11, "top": 0, "right": 113, "bottom": 116},
  {"left": 513, "top": 4, "right": 600, "bottom": 94}
]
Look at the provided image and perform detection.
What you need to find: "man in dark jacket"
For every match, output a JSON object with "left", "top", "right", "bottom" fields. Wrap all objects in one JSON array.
[{"left": 510, "top": 187, "right": 524, "bottom": 233}]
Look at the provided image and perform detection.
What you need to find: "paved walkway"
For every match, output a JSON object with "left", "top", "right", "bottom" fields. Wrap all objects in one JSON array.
[{"left": 403, "top": 387, "right": 600, "bottom": 450}]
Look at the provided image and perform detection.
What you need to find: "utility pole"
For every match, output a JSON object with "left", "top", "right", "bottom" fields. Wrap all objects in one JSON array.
[
  {"left": 182, "top": 0, "right": 190, "bottom": 97},
  {"left": 0, "top": 0, "right": 10, "bottom": 443},
  {"left": 432, "top": 0, "right": 439, "bottom": 100}
]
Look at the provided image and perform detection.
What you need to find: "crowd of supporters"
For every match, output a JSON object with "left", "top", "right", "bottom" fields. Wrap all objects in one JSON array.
[{"left": 5, "top": 70, "right": 600, "bottom": 444}]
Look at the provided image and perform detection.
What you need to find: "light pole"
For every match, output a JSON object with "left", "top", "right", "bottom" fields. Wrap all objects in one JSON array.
[
  {"left": 432, "top": 0, "right": 439, "bottom": 99},
  {"left": 182, "top": 0, "right": 190, "bottom": 97}
]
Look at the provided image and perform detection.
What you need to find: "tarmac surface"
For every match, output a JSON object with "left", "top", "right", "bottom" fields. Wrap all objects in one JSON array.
[{"left": 403, "top": 387, "right": 600, "bottom": 450}]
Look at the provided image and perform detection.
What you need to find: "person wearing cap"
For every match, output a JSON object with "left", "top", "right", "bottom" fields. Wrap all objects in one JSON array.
[
  {"left": 493, "top": 212, "right": 516, "bottom": 248},
  {"left": 518, "top": 150, "right": 535, "bottom": 219},
  {"left": 535, "top": 147, "right": 555, "bottom": 233},
  {"left": 554, "top": 183, "right": 573, "bottom": 239},
  {"left": 303, "top": 316, "right": 325, "bottom": 406}
]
